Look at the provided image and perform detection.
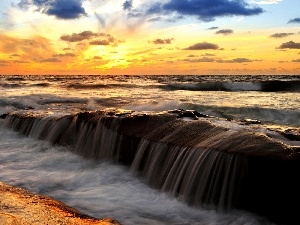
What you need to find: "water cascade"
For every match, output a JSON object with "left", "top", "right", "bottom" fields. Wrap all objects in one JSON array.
[{"left": 1, "top": 109, "right": 300, "bottom": 224}]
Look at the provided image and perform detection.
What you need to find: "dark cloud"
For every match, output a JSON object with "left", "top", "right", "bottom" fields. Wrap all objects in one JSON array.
[
  {"left": 147, "top": 3, "right": 163, "bottom": 15},
  {"left": 288, "top": 17, "right": 300, "bottom": 24},
  {"left": 47, "top": 0, "right": 87, "bottom": 19},
  {"left": 202, "top": 53, "right": 215, "bottom": 56},
  {"left": 147, "top": 17, "right": 162, "bottom": 22},
  {"left": 13, "top": 60, "right": 29, "bottom": 63},
  {"left": 151, "top": 38, "right": 174, "bottom": 44},
  {"left": 187, "top": 54, "right": 197, "bottom": 57},
  {"left": 60, "top": 31, "right": 121, "bottom": 46},
  {"left": 53, "top": 53, "right": 76, "bottom": 57},
  {"left": 10, "top": 54, "right": 21, "bottom": 57},
  {"left": 278, "top": 41, "right": 300, "bottom": 49},
  {"left": 292, "top": 59, "right": 300, "bottom": 62},
  {"left": 89, "top": 40, "right": 110, "bottom": 45},
  {"left": 184, "top": 42, "right": 219, "bottom": 50},
  {"left": 18, "top": 0, "right": 87, "bottom": 20},
  {"left": 90, "top": 35, "right": 122, "bottom": 46},
  {"left": 60, "top": 31, "right": 98, "bottom": 42},
  {"left": 146, "top": 15, "right": 183, "bottom": 23},
  {"left": 168, "top": 15, "right": 184, "bottom": 22},
  {"left": 207, "top": 26, "right": 219, "bottom": 30},
  {"left": 123, "top": 0, "right": 133, "bottom": 10},
  {"left": 128, "top": 11, "right": 143, "bottom": 18},
  {"left": 217, "top": 58, "right": 258, "bottom": 63},
  {"left": 146, "top": 0, "right": 263, "bottom": 22},
  {"left": 270, "top": 33, "right": 294, "bottom": 38},
  {"left": 37, "top": 57, "right": 61, "bottom": 63},
  {"left": 216, "top": 29, "right": 233, "bottom": 35},
  {"left": 18, "top": 0, "right": 34, "bottom": 9},
  {"left": 184, "top": 57, "right": 215, "bottom": 62}
]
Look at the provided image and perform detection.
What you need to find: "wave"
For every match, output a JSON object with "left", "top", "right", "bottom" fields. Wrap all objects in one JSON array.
[
  {"left": 2, "top": 75, "right": 300, "bottom": 93},
  {"left": 67, "top": 83, "right": 108, "bottom": 89},
  {"left": 66, "top": 82, "right": 156, "bottom": 90},
  {"left": 0, "top": 83, "right": 23, "bottom": 88},
  {"left": 0, "top": 98, "right": 32, "bottom": 110},
  {"left": 1, "top": 92, "right": 299, "bottom": 127},
  {"left": 161, "top": 80, "right": 300, "bottom": 92},
  {"left": 31, "top": 83, "right": 50, "bottom": 87},
  {"left": 180, "top": 103, "right": 300, "bottom": 127},
  {"left": 4, "top": 77, "right": 26, "bottom": 81},
  {"left": 124, "top": 101, "right": 300, "bottom": 127}
]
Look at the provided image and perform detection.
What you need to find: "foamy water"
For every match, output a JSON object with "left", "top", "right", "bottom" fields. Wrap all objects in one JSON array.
[
  {"left": 0, "top": 75, "right": 300, "bottom": 127},
  {"left": 0, "top": 122, "right": 273, "bottom": 225}
]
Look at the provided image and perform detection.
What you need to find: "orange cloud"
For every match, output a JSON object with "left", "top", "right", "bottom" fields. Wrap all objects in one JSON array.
[
  {"left": 0, "top": 33, "right": 56, "bottom": 60},
  {"left": 0, "top": 33, "right": 80, "bottom": 74}
]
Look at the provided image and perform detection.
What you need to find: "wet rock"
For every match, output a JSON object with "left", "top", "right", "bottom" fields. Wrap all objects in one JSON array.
[
  {"left": 0, "top": 113, "right": 7, "bottom": 119},
  {"left": 176, "top": 110, "right": 210, "bottom": 120},
  {"left": 240, "top": 118, "right": 261, "bottom": 125},
  {"left": 178, "top": 110, "right": 198, "bottom": 120},
  {"left": 281, "top": 129, "right": 300, "bottom": 141}
]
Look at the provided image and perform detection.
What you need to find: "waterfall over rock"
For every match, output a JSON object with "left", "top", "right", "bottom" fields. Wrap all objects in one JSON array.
[{"left": 2, "top": 109, "right": 300, "bottom": 225}]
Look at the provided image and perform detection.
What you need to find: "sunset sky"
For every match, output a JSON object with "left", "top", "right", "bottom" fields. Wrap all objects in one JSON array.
[{"left": 0, "top": 0, "right": 299, "bottom": 75}]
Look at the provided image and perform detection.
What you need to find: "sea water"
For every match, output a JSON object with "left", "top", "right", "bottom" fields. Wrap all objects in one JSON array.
[
  {"left": 0, "top": 75, "right": 299, "bottom": 126},
  {"left": 1, "top": 74, "right": 299, "bottom": 224}
]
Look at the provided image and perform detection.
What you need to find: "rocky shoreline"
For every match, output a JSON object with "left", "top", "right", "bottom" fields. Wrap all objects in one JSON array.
[{"left": 0, "top": 182, "right": 120, "bottom": 225}]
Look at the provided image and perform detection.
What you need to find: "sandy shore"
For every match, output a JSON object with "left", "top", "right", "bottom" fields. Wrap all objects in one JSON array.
[{"left": 0, "top": 182, "right": 121, "bottom": 225}]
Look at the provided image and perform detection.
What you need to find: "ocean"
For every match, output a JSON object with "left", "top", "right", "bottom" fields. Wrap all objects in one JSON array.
[{"left": 0, "top": 74, "right": 300, "bottom": 224}]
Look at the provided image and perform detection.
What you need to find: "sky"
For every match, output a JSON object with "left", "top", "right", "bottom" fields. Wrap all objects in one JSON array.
[{"left": 0, "top": 0, "right": 299, "bottom": 75}]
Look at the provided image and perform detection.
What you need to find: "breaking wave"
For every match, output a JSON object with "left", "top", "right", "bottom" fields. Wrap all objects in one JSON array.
[{"left": 161, "top": 80, "right": 300, "bottom": 92}]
